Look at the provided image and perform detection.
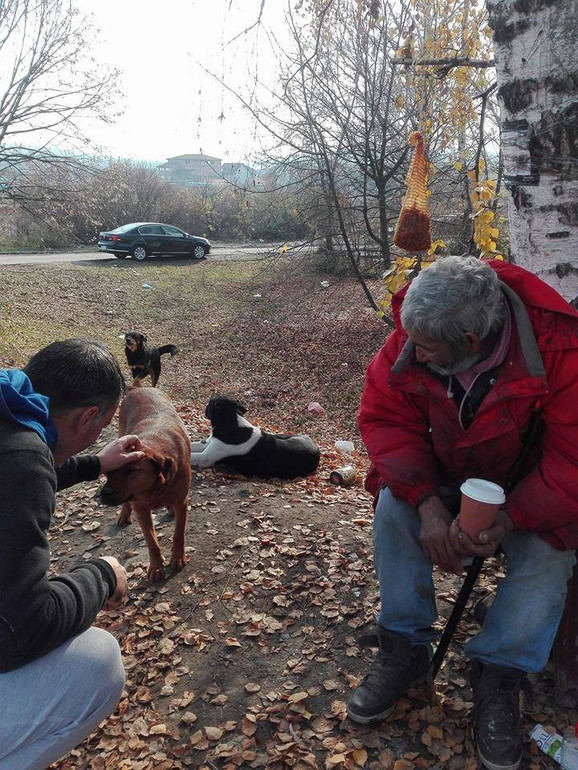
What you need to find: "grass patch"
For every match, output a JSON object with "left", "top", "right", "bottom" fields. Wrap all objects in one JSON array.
[{"left": 0, "top": 256, "right": 387, "bottom": 437}]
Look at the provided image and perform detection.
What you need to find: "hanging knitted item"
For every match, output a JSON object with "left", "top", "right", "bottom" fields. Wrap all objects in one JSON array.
[{"left": 393, "top": 131, "right": 431, "bottom": 252}]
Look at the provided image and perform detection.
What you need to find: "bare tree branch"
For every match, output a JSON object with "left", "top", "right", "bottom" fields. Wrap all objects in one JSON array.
[{"left": 0, "top": 0, "right": 120, "bottom": 203}]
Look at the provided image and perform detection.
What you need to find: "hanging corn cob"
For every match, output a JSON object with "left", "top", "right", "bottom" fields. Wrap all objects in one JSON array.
[{"left": 393, "top": 131, "right": 431, "bottom": 252}]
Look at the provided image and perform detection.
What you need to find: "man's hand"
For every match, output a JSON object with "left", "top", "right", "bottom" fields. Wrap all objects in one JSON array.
[
  {"left": 417, "top": 496, "right": 463, "bottom": 575},
  {"left": 449, "top": 509, "right": 513, "bottom": 558},
  {"left": 99, "top": 556, "right": 128, "bottom": 611},
  {"left": 96, "top": 435, "right": 145, "bottom": 473}
]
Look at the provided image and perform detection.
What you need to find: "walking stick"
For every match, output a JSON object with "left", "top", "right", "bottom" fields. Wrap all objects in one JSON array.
[
  {"left": 426, "top": 409, "right": 544, "bottom": 684},
  {"left": 427, "top": 555, "right": 485, "bottom": 683}
]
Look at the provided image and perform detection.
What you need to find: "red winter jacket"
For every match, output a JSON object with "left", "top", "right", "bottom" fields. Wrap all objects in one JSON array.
[{"left": 358, "top": 261, "right": 578, "bottom": 551}]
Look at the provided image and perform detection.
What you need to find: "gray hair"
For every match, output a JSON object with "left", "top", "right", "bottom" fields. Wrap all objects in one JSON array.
[
  {"left": 400, "top": 256, "right": 506, "bottom": 350},
  {"left": 24, "top": 338, "right": 126, "bottom": 415}
]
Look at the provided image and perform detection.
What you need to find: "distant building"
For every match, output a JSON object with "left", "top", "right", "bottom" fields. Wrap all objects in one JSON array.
[
  {"left": 158, "top": 154, "right": 256, "bottom": 188},
  {"left": 158, "top": 154, "right": 222, "bottom": 187},
  {"left": 221, "top": 162, "right": 255, "bottom": 186}
]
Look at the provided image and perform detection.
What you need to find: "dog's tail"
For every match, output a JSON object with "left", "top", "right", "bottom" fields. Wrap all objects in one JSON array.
[{"left": 157, "top": 345, "right": 179, "bottom": 358}]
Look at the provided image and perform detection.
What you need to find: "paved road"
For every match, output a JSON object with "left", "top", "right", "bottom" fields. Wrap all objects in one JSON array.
[{"left": 0, "top": 242, "right": 290, "bottom": 266}]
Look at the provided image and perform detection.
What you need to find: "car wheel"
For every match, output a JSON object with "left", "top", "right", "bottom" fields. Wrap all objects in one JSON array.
[
  {"left": 193, "top": 244, "right": 207, "bottom": 259},
  {"left": 131, "top": 245, "right": 148, "bottom": 261}
]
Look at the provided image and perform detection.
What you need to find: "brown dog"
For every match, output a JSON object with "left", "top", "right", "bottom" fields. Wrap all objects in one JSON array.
[{"left": 98, "top": 387, "right": 191, "bottom": 581}]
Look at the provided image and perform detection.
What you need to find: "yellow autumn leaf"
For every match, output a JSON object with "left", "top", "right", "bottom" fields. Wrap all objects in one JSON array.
[
  {"left": 353, "top": 748, "right": 369, "bottom": 766},
  {"left": 454, "top": 161, "right": 462, "bottom": 171},
  {"left": 427, "top": 239, "right": 445, "bottom": 257}
]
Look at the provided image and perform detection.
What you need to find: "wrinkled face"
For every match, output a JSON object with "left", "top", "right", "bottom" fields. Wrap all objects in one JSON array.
[
  {"left": 409, "top": 331, "right": 480, "bottom": 376},
  {"left": 98, "top": 453, "right": 172, "bottom": 506}
]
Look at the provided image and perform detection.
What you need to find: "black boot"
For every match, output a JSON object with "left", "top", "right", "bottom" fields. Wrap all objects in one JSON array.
[
  {"left": 347, "top": 626, "right": 430, "bottom": 724},
  {"left": 471, "top": 660, "right": 525, "bottom": 770}
]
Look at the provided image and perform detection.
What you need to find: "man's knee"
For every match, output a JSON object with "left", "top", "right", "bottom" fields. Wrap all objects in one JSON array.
[
  {"left": 79, "top": 628, "right": 125, "bottom": 717},
  {"left": 374, "top": 487, "right": 417, "bottom": 530},
  {"left": 504, "top": 532, "right": 576, "bottom": 582}
]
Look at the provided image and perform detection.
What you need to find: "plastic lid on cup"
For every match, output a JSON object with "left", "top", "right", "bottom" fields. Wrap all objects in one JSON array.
[{"left": 460, "top": 478, "right": 506, "bottom": 505}]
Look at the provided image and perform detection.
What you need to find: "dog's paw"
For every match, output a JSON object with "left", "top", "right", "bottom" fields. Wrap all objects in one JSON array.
[
  {"left": 170, "top": 551, "right": 189, "bottom": 572},
  {"left": 190, "top": 452, "right": 213, "bottom": 468},
  {"left": 147, "top": 560, "right": 165, "bottom": 582}
]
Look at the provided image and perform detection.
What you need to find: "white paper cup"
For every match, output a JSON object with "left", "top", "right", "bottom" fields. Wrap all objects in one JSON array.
[{"left": 458, "top": 478, "right": 506, "bottom": 542}]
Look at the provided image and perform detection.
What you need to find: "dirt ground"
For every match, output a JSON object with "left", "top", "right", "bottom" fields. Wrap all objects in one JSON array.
[{"left": 0, "top": 253, "right": 573, "bottom": 769}]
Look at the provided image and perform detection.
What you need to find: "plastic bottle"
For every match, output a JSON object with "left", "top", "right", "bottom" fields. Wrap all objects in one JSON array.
[
  {"left": 334, "top": 439, "right": 354, "bottom": 453},
  {"left": 529, "top": 724, "right": 563, "bottom": 763},
  {"left": 561, "top": 723, "right": 578, "bottom": 770}
]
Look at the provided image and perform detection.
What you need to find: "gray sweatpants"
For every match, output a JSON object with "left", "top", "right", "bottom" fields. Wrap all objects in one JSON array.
[{"left": 0, "top": 627, "right": 125, "bottom": 770}]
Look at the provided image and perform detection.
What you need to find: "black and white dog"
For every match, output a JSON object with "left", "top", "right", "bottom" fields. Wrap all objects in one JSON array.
[{"left": 190, "top": 395, "right": 320, "bottom": 479}]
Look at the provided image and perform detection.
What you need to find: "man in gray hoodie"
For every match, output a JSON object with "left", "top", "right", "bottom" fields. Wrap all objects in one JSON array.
[{"left": 0, "top": 338, "right": 144, "bottom": 770}]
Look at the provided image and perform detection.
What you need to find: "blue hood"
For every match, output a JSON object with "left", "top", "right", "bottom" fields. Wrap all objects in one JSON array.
[{"left": 0, "top": 369, "right": 57, "bottom": 450}]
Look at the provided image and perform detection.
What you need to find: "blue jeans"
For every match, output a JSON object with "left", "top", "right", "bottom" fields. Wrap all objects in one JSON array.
[
  {"left": 0, "top": 627, "right": 125, "bottom": 770},
  {"left": 374, "top": 487, "right": 576, "bottom": 673}
]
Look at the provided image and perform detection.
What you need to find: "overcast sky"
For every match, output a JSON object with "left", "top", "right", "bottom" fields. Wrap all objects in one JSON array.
[{"left": 77, "top": 0, "right": 285, "bottom": 165}]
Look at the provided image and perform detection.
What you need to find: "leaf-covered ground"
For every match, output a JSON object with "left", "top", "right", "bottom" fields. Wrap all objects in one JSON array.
[{"left": 0, "top": 252, "right": 573, "bottom": 769}]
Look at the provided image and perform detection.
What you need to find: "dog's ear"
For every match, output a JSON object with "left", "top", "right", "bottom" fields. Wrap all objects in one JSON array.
[
  {"left": 205, "top": 395, "right": 222, "bottom": 420},
  {"left": 150, "top": 455, "right": 175, "bottom": 484},
  {"left": 234, "top": 400, "right": 247, "bottom": 415},
  {"left": 136, "top": 332, "right": 147, "bottom": 345},
  {"left": 161, "top": 456, "right": 176, "bottom": 483}
]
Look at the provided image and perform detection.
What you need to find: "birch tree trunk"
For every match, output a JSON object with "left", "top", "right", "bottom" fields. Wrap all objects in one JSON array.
[{"left": 487, "top": 0, "right": 578, "bottom": 305}]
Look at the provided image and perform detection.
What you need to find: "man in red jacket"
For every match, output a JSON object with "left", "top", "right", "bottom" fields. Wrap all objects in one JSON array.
[{"left": 348, "top": 256, "right": 578, "bottom": 770}]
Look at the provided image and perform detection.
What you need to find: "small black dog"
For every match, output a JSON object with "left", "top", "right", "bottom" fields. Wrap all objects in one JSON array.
[
  {"left": 124, "top": 331, "right": 179, "bottom": 387},
  {"left": 190, "top": 395, "right": 320, "bottom": 479}
]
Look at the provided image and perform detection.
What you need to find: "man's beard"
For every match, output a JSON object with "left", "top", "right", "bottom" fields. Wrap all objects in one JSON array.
[{"left": 426, "top": 350, "right": 481, "bottom": 376}]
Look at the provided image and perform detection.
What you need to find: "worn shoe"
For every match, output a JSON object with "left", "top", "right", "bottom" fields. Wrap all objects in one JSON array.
[
  {"left": 473, "top": 594, "right": 494, "bottom": 627},
  {"left": 471, "top": 660, "right": 525, "bottom": 770},
  {"left": 347, "top": 626, "right": 430, "bottom": 724}
]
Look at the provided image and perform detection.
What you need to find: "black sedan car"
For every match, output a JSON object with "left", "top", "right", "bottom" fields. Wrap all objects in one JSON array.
[{"left": 97, "top": 222, "right": 211, "bottom": 261}]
